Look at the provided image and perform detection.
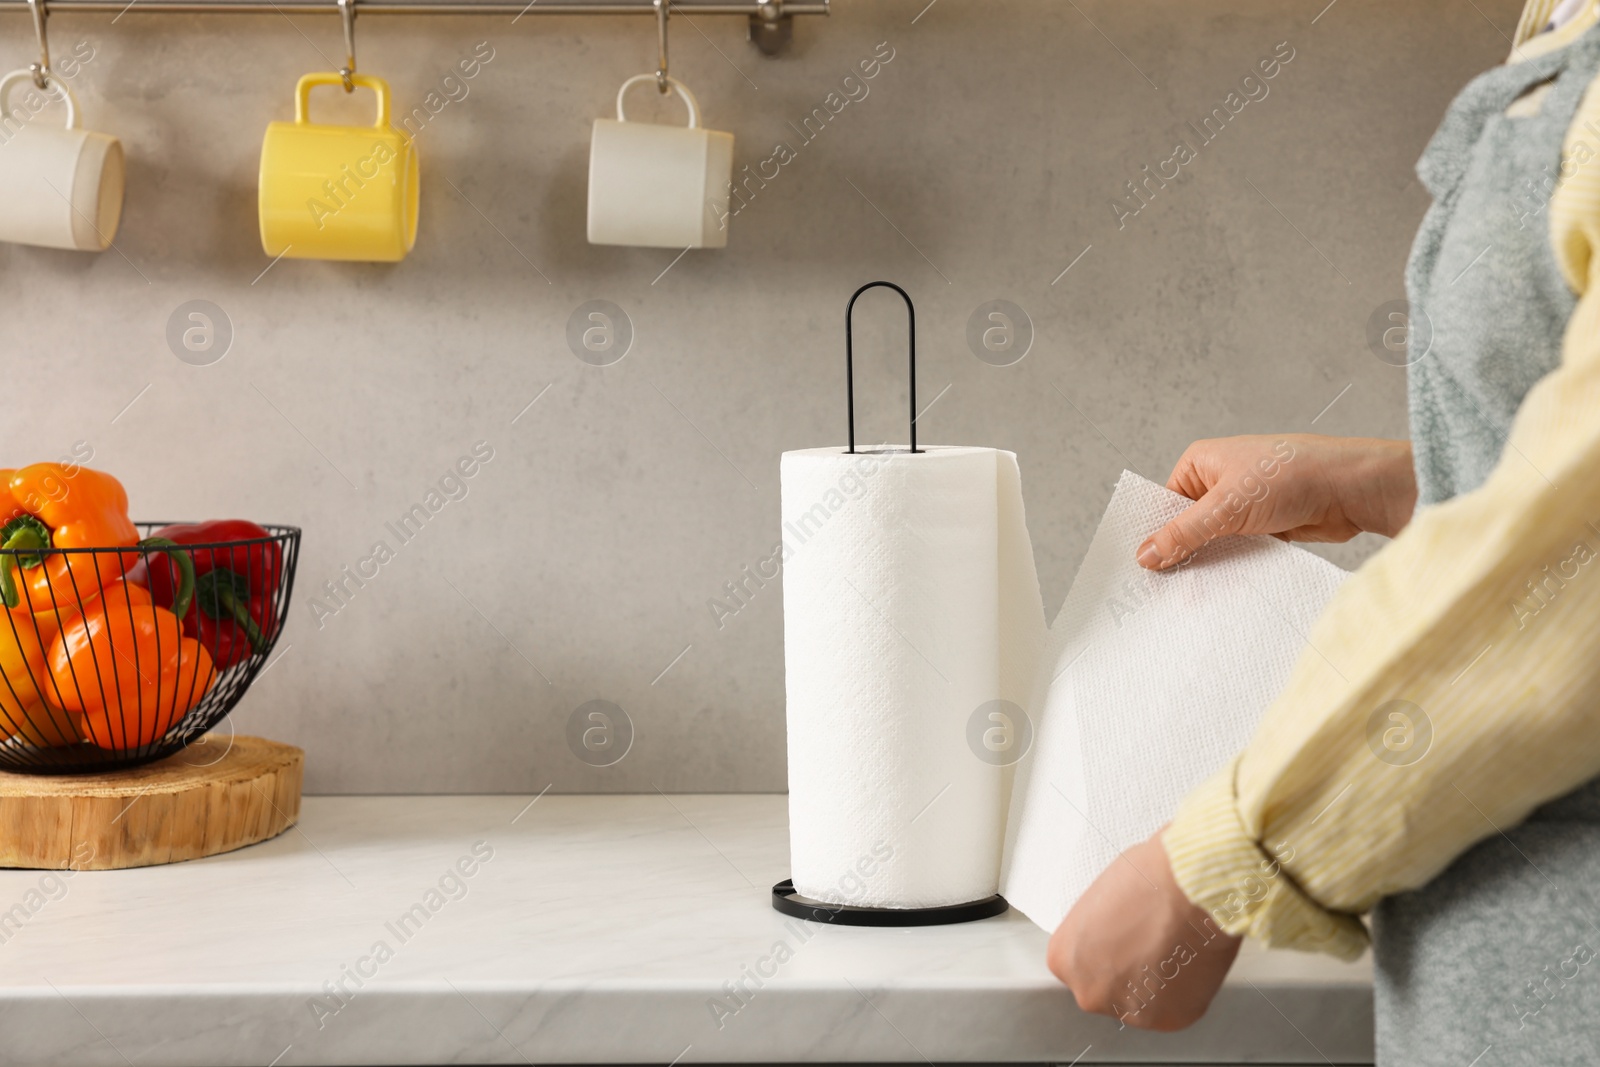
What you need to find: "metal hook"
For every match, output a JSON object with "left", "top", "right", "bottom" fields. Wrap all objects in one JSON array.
[
  {"left": 844, "top": 281, "right": 920, "bottom": 455},
  {"left": 338, "top": 0, "right": 357, "bottom": 91},
  {"left": 654, "top": 0, "right": 670, "bottom": 94},
  {"left": 26, "top": 0, "right": 50, "bottom": 90}
]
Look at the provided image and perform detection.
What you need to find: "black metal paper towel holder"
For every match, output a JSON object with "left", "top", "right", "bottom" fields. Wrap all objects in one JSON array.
[
  {"left": 772, "top": 880, "right": 1009, "bottom": 927},
  {"left": 774, "top": 281, "right": 1009, "bottom": 927},
  {"left": 844, "top": 280, "right": 924, "bottom": 456}
]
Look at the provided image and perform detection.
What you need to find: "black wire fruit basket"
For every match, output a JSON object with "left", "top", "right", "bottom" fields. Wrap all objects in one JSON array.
[{"left": 0, "top": 524, "right": 300, "bottom": 774}]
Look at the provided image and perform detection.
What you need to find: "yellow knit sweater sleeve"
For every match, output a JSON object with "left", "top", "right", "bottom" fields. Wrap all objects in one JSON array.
[{"left": 1163, "top": 67, "right": 1600, "bottom": 960}]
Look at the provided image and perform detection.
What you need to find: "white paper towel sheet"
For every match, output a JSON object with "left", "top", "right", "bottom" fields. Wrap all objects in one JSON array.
[
  {"left": 780, "top": 455, "right": 1347, "bottom": 925},
  {"left": 999, "top": 471, "right": 1348, "bottom": 931}
]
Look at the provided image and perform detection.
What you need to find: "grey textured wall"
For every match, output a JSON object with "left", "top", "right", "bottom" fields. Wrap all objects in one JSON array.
[{"left": 1, "top": 0, "right": 1518, "bottom": 793}]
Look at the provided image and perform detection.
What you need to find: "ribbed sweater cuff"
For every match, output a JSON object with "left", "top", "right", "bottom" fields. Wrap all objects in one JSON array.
[{"left": 1163, "top": 758, "right": 1369, "bottom": 961}]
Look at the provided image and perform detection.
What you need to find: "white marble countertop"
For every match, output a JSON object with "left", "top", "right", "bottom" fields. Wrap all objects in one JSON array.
[{"left": 0, "top": 795, "right": 1372, "bottom": 1066}]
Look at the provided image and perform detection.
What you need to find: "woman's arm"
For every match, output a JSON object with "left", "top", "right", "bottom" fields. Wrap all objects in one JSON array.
[{"left": 1052, "top": 292, "right": 1600, "bottom": 1023}]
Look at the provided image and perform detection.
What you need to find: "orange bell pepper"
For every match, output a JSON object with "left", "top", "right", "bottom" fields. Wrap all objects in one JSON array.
[
  {"left": 47, "top": 543, "right": 216, "bottom": 750},
  {"left": 1, "top": 464, "right": 140, "bottom": 616},
  {"left": 0, "top": 612, "right": 80, "bottom": 746}
]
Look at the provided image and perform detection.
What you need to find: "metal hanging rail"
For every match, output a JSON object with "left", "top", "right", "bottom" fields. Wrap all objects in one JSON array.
[
  {"left": 0, "top": 0, "right": 824, "bottom": 55},
  {"left": 0, "top": 0, "right": 826, "bottom": 15}
]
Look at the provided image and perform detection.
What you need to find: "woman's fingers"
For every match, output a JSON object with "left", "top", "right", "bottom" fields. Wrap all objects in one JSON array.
[
  {"left": 1137, "top": 485, "right": 1245, "bottom": 570},
  {"left": 1137, "top": 435, "right": 1338, "bottom": 568},
  {"left": 1046, "top": 831, "right": 1241, "bottom": 1031},
  {"left": 1135, "top": 434, "right": 1415, "bottom": 568}
]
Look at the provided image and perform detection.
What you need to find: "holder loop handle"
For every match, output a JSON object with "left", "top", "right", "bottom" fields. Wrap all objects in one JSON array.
[{"left": 845, "top": 281, "right": 919, "bottom": 455}]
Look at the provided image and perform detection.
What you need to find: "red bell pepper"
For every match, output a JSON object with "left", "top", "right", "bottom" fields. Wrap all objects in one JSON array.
[{"left": 127, "top": 520, "right": 281, "bottom": 669}]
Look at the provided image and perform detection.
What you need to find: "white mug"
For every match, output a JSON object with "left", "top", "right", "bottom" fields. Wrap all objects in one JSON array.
[
  {"left": 588, "top": 74, "right": 734, "bottom": 249},
  {"left": 0, "top": 69, "right": 124, "bottom": 252}
]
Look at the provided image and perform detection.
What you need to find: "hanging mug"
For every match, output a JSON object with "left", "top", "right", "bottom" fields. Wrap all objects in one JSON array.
[
  {"left": 588, "top": 74, "right": 734, "bottom": 249},
  {"left": 0, "top": 69, "right": 124, "bottom": 252},
  {"left": 258, "top": 73, "right": 418, "bottom": 263}
]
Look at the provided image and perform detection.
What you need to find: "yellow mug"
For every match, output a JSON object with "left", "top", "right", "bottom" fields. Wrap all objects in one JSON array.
[{"left": 258, "top": 73, "right": 419, "bottom": 262}]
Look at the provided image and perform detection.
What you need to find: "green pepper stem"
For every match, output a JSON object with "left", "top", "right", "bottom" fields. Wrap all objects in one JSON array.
[
  {"left": 214, "top": 581, "right": 268, "bottom": 653},
  {"left": 139, "top": 537, "right": 195, "bottom": 621},
  {"left": 0, "top": 520, "right": 50, "bottom": 611}
]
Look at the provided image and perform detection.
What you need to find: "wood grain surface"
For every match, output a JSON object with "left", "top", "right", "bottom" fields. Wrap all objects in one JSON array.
[{"left": 0, "top": 736, "right": 303, "bottom": 870}]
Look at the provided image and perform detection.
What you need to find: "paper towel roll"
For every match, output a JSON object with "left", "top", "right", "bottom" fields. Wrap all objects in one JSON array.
[{"left": 781, "top": 445, "right": 1044, "bottom": 909}]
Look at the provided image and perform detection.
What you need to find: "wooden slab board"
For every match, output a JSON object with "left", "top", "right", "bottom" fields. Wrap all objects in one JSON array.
[{"left": 0, "top": 735, "right": 303, "bottom": 870}]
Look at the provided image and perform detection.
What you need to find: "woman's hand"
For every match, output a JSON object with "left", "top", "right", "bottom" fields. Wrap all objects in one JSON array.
[
  {"left": 1137, "top": 435, "right": 1417, "bottom": 571},
  {"left": 1047, "top": 831, "right": 1241, "bottom": 1031}
]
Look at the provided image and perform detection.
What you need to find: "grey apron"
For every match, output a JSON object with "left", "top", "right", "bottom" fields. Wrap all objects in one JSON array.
[{"left": 1375, "top": 24, "right": 1600, "bottom": 1067}]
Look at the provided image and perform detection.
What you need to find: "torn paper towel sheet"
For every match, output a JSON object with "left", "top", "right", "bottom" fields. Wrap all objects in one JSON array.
[
  {"left": 779, "top": 453, "right": 1346, "bottom": 923},
  {"left": 999, "top": 470, "right": 1349, "bottom": 932}
]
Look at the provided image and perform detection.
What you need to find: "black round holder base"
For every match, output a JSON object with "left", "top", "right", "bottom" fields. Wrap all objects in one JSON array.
[{"left": 772, "top": 879, "right": 1009, "bottom": 927}]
